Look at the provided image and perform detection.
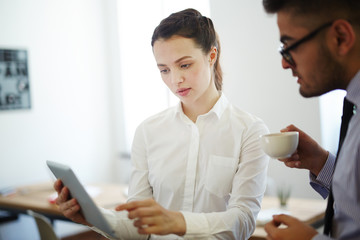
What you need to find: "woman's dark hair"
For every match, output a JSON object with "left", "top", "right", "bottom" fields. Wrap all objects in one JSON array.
[{"left": 151, "top": 8, "right": 223, "bottom": 91}]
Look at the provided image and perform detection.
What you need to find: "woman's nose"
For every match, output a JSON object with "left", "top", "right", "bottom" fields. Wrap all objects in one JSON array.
[{"left": 171, "top": 71, "right": 184, "bottom": 85}]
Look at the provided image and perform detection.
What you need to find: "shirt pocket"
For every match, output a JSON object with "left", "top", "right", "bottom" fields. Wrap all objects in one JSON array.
[{"left": 205, "top": 155, "right": 238, "bottom": 198}]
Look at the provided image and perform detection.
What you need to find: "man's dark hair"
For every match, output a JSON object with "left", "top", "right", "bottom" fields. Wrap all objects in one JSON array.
[{"left": 263, "top": 0, "right": 360, "bottom": 26}]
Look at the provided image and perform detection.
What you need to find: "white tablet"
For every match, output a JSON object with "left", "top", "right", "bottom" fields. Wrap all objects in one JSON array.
[{"left": 46, "top": 160, "right": 116, "bottom": 238}]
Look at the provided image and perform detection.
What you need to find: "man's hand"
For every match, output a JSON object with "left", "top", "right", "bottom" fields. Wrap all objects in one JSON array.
[
  {"left": 279, "top": 124, "right": 329, "bottom": 176},
  {"left": 265, "top": 214, "right": 318, "bottom": 240}
]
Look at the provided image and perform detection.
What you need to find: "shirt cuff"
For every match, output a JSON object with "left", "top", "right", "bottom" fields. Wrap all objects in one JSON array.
[
  {"left": 88, "top": 208, "right": 119, "bottom": 239},
  {"left": 88, "top": 226, "right": 116, "bottom": 240},
  {"left": 312, "top": 233, "right": 332, "bottom": 240},
  {"left": 92, "top": 207, "right": 148, "bottom": 240},
  {"left": 309, "top": 152, "right": 335, "bottom": 199},
  {"left": 181, "top": 211, "right": 210, "bottom": 239}
]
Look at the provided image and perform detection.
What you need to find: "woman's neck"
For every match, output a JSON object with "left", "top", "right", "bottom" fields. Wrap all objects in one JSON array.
[{"left": 182, "top": 90, "right": 220, "bottom": 123}]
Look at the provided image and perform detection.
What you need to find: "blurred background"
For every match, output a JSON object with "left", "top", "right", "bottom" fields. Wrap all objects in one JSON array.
[{"left": 0, "top": 0, "right": 345, "bottom": 238}]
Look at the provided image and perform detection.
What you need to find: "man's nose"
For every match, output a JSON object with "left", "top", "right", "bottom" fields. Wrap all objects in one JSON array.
[{"left": 281, "top": 57, "right": 292, "bottom": 69}]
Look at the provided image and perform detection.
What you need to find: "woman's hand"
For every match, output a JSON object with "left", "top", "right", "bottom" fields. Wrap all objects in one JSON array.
[
  {"left": 116, "top": 198, "right": 186, "bottom": 236},
  {"left": 279, "top": 124, "right": 329, "bottom": 176},
  {"left": 53, "top": 179, "right": 90, "bottom": 226}
]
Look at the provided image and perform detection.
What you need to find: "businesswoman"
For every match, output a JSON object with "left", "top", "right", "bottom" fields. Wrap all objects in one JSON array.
[{"left": 54, "top": 8, "right": 269, "bottom": 239}]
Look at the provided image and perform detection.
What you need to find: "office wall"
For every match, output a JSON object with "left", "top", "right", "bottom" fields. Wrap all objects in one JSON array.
[
  {"left": 210, "top": 0, "right": 322, "bottom": 199},
  {"left": 0, "top": 0, "right": 117, "bottom": 188},
  {"left": 0, "top": 0, "right": 325, "bottom": 199}
]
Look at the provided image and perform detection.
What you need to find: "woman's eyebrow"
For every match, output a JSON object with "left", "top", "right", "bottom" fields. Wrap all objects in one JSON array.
[
  {"left": 174, "top": 56, "right": 193, "bottom": 63},
  {"left": 157, "top": 56, "right": 193, "bottom": 67}
]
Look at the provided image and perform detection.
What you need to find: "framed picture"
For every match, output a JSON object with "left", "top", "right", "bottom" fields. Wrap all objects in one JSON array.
[{"left": 0, "top": 49, "right": 31, "bottom": 110}]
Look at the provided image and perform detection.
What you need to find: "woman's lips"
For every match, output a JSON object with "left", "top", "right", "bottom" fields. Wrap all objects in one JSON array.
[{"left": 176, "top": 88, "right": 191, "bottom": 96}]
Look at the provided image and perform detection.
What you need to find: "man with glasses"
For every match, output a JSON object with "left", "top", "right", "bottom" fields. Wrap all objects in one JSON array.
[{"left": 262, "top": 0, "right": 360, "bottom": 239}]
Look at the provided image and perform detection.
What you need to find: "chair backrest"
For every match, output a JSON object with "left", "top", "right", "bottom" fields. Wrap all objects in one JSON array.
[{"left": 27, "top": 210, "right": 60, "bottom": 240}]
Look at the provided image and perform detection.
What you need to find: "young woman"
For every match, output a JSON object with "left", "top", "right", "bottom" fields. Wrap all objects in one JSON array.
[{"left": 54, "top": 8, "right": 269, "bottom": 239}]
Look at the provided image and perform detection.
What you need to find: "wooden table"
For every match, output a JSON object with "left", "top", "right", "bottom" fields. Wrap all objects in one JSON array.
[
  {"left": 1, "top": 183, "right": 325, "bottom": 239},
  {"left": 0, "top": 182, "right": 127, "bottom": 221},
  {"left": 250, "top": 196, "right": 326, "bottom": 240}
]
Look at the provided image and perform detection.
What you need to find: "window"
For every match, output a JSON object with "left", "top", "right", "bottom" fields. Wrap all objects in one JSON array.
[
  {"left": 319, "top": 90, "right": 346, "bottom": 154},
  {"left": 116, "top": 0, "right": 210, "bottom": 153}
]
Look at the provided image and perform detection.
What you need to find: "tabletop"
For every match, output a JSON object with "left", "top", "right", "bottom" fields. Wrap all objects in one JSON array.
[
  {"left": 0, "top": 182, "right": 127, "bottom": 218},
  {"left": 0, "top": 182, "right": 326, "bottom": 239},
  {"left": 250, "top": 196, "right": 326, "bottom": 239}
]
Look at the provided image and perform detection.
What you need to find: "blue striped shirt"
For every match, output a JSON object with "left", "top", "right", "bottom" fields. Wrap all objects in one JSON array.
[{"left": 311, "top": 70, "right": 360, "bottom": 240}]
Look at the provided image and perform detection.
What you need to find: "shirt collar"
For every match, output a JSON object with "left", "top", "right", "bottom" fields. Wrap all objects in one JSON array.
[
  {"left": 174, "top": 92, "right": 229, "bottom": 122},
  {"left": 210, "top": 93, "right": 229, "bottom": 119},
  {"left": 346, "top": 70, "right": 360, "bottom": 112}
]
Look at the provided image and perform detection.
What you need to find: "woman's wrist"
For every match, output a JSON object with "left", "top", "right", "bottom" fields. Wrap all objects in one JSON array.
[{"left": 172, "top": 211, "right": 186, "bottom": 236}]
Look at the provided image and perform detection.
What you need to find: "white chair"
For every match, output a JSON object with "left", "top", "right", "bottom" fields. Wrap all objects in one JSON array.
[
  {"left": 27, "top": 210, "right": 60, "bottom": 240},
  {"left": 27, "top": 210, "right": 108, "bottom": 240}
]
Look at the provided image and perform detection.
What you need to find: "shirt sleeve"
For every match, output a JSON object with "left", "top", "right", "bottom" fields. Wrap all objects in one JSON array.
[
  {"left": 309, "top": 152, "right": 335, "bottom": 199},
  {"left": 127, "top": 123, "right": 154, "bottom": 202},
  {"left": 312, "top": 233, "right": 333, "bottom": 240},
  {"left": 89, "top": 123, "right": 152, "bottom": 239},
  {"left": 182, "top": 120, "right": 270, "bottom": 239}
]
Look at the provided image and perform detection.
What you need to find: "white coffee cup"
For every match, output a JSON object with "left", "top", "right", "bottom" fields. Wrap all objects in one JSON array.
[{"left": 260, "top": 132, "right": 299, "bottom": 159}]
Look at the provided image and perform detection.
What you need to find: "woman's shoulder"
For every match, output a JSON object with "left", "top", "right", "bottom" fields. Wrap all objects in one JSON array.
[
  {"left": 140, "top": 105, "right": 178, "bottom": 126},
  {"left": 219, "top": 94, "right": 264, "bottom": 124},
  {"left": 226, "top": 103, "right": 269, "bottom": 134},
  {"left": 228, "top": 103, "right": 264, "bottom": 124}
]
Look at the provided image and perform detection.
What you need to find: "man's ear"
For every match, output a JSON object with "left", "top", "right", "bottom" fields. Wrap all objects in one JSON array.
[{"left": 330, "top": 19, "right": 356, "bottom": 56}]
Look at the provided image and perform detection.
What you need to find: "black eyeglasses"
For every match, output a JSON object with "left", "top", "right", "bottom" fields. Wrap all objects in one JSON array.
[{"left": 279, "top": 21, "right": 334, "bottom": 67}]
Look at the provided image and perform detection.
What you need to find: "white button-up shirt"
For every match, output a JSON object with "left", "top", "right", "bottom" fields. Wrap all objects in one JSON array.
[{"left": 95, "top": 94, "right": 269, "bottom": 239}]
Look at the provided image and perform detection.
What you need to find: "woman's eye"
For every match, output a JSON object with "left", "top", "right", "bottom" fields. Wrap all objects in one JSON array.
[
  {"left": 160, "top": 69, "right": 169, "bottom": 74},
  {"left": 181, "top": 64, "right": 191, "bottom": 69}
]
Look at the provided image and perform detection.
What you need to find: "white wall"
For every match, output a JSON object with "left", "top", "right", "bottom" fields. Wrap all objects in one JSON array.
[
  {"left": 0, "top": 0, "right": 326, "bottom": 199},
  {"left": 0, "top": 0, "right": 117, "bottom": 188},
  {"left": 210, "top": 0, "right": 323, "bottom": 199}
]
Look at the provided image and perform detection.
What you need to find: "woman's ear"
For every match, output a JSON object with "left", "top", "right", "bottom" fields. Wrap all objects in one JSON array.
[
  {"left": 330, "top": 19, "right": 356, "bottom": 56},
  {"left": 209, "top": 47, "right": 218, "bottom": 65}
]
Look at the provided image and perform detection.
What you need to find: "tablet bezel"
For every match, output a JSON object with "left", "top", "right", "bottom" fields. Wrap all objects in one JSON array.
[{"left": 46, "top": 160, "right": 116, "bottom": 238}]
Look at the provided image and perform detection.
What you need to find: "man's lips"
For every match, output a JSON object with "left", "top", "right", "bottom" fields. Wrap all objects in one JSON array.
[
  {"left": 176, "top": 88, "right": 191, "bottom": 96},
  {"left": 292, "top": 71, "right": 302, "bottom": 83}
]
